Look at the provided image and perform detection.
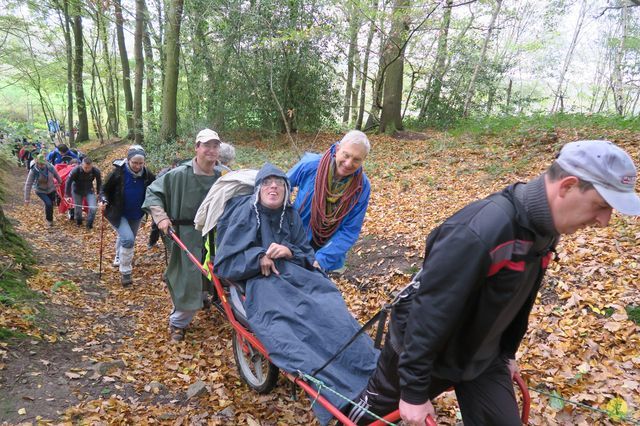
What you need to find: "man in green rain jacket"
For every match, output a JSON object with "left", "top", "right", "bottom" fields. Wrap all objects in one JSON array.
[{"left": 143, "top": 128, "right": 222, "bottom": 342}]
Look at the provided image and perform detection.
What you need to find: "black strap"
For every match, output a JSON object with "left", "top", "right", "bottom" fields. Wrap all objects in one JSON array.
[
  {"left": 171, "top": 218, "right": 194, "bottom": 226},
  {"left": 311, "top": 305, "right": 390, "bottom": 377}
]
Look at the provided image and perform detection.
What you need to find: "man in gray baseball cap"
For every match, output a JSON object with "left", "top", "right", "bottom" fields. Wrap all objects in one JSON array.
[
  {"left": 555, "top": 140, "right": 640, "bottom": 216},
  {"left": 347, "top": 139, "right": 639, "bottom": 426}
]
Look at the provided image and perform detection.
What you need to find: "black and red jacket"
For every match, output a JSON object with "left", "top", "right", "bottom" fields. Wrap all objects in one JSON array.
[{"left": 393, "top": 184, "right": 558, "bottom": 405}]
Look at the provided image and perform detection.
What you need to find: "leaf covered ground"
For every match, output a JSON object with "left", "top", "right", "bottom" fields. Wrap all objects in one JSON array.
[{"left": 1, "top": 129, "right": 639, "bottom": 425}]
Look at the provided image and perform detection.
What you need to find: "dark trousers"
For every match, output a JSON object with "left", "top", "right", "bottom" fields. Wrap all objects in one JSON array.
[
  {"left": 36, "top": 191, "right": 57, "bottom": 222},
  {"left": 346, "top": 335, "right": 520, "bottom": 426}
]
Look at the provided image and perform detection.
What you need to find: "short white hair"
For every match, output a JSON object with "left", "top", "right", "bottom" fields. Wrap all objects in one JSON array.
[
  {"left": 219, "top": 142, "right": 236, "bottom": 166},
  {"left": 338, "top": 130, "right": 370, "bottom": 154}
]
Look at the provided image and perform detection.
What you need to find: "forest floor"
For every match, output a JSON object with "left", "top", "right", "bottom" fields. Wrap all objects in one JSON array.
[{"left": 1, "top": 129, "right": 639, "bottom": 425}]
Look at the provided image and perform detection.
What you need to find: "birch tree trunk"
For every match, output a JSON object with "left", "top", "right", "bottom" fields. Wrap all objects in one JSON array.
[
  {"left": 550, "top": 0, "right": 587, "bottom": 114},
  {"left": 462, "top": 0, "right": 503, "bottom": 118},
  {"left": 612, "top": 3, "right": 627, "bottom": 116}
]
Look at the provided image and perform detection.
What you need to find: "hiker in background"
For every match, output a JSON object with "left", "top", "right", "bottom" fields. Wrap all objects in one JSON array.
[
  {"left": 346, "top": 140, "right": 640, "bottom": 426},
  {"left": 147, "top": 157, "right": 181, "bottom": 249},
  {"left": 47, "top": 143, "right": 79, "bottom": 165},
  {"left": 143, "top": 128, "right": 222, "bottom": 342},
  {"left": 215, "top": 142, "right": 236, "bottom": 175},
  {"left": 65, "top": 157, "right": 102, "bottom": 229},
  {"left": 24, "top": 154, "right": 62, "bottom": 227},
  {"left": 100, "top": 145, "right": 155, "bottom": 286},
  {"left": 288, "top": 130, "right": 371, "bottom": 273}
]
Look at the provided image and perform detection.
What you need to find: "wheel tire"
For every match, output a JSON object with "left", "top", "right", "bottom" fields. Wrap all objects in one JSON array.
[{"left": 232, "top": 330, "right": 279, "bottom": 394}]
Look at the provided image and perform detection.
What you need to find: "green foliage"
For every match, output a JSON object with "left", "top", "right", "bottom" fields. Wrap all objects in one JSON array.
[
  {"left": 0, "top": 327, "right": 28, "bottom": 340},
  {"left": 179, "top": 0, "right": 339, "bottom": 133},
  {"left": 626, "top": 305, "right": 640, "bottom": 325},
  {"left": 446, "top": 113, "right": 640, "bottom": 141},
  {"left": 51, "top": 280, "right": 78, "bottom": 293}
]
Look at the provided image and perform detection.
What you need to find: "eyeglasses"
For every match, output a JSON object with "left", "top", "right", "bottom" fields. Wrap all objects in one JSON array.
[
  {"left": 263, "top": 177, "right": 286, "bottom": 188},
  {"left": 198, "top": 141, "right": 220, "bottom": 150}
]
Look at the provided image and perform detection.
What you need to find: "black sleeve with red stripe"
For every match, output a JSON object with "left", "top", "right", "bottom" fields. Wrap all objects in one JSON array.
[{"left": 398, "top": 223, "right": 491, "bottom": 405}]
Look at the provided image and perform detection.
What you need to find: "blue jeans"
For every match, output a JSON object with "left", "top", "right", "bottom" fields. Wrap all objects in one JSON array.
[
  {"left": 109, "top": 216, "right": 142, "bottom": 250},
  {"left": 109, "top": 216, "right": 142, "bottom": 274},
  {"left": 36, "top": 191, "right": 57, "bottom": 222},
  {"left": 72, "top": 191, "right": 97, "bottom": 224}
]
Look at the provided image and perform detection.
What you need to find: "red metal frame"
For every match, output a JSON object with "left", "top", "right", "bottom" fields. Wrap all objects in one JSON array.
[{"left": 167, "top": 230, "right": 529, "bottom": 426}]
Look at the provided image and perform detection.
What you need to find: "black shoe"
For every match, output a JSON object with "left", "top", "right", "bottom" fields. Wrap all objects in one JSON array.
[
  {"left": 86, "top": 221, "right": 93, "bottom": 230},
  {"left": 121, "top": 273, "right": 132, "bottom": 286},
  {"left": 76, "top": 219, "right": 83, "bottom": 227}
]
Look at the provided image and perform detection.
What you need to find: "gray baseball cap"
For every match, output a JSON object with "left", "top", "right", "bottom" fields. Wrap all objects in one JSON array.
[{"left": 556, "top": 140, "right": 640, "bottom": 215}]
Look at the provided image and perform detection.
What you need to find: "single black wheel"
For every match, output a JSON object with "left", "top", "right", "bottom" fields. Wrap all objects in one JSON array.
[{"left": 232, "top": 330, "right": 279, "bottom": 394}]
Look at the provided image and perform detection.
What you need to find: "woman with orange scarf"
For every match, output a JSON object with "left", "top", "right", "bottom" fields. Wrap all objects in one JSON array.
[{"left": 288, "top": 130, "right": 371, "bottom": 272}]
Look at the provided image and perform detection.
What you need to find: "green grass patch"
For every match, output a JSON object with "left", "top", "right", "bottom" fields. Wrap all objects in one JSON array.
[
  {"left": 0, "top": 327, "right": 28, "bottom": 340},
  {"left": 445, "top": 113, "right": 640, "bottom": 144},
  {"left": 0, "top": 157, "right": 40, "bottom": 341},
  {"left": 51, "top": 280, "right": 79, "bottom": 293},
  {"left": 626, "top": 305, "right": 640, "bottom": 325}
]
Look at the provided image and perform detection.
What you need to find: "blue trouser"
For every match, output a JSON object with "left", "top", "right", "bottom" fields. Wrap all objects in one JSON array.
[
  {"left": 36, "top": 191, "right": 57, "bottom": 222},
  {"left": 72, "top": 191, "right": 97, "bottom": 224},
  {"left": 108, "top": 216, "right": 142, "bottom": 274}
]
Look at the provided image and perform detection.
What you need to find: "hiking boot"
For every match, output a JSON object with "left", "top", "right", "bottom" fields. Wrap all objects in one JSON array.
[
  {"left": 169, "top": 326, "right": 186, "bottom": 342},
  {"left": 121, "top": 273, "right": 132, "bottom": 287},
  {"left": 86, "top": 221, "right": 93, "bottom": 230},
  {"left": 113, "top": 254, "right": 120, "bottom": 267},
  {"left": 46, "top": 220, "right": 54, "bottom": 228},
  {"left": 76, "top": 219, "right": 83, "bottom": 227},
  {"left": 202, "top": 296, "right": 212, "bottom": 311}
]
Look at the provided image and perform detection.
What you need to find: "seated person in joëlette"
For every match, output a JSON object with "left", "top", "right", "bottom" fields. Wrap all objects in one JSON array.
[{"left": 214, "top": 163, "right": 379, "bottom": 425}]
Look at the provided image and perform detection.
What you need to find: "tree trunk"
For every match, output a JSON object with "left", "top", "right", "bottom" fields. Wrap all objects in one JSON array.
[
  {"left": 115, "top": 0, "right": 134, "bottom": 139},
  {"left": 351, "top": 49, "right": 361, "bottom": 124},
  {"left": 550, "top": 0, "right": 586, "bottom": 114},
  {"left": 342, "top": 6, "right": 359, "bottom": 124},
  {"left": 71, "top": 10, "right": 89, "bottom": 142},
  {"left": 160, "top": 0, "right": 184, "bottom": 142},
  {"left": 85, "top": 24, "right": 105, "bottom": 143},
  {"left": 356, "top": 0, "right": 379, "bottom": 130},
  {"left": 96, "top": 3, "right": 118, "bottom": 137},
  {"left": 612, "top": 2, "right": 627, "bottom": 115},
  {"left": 143, "top": 12, "right": 154, "bottom": 115},
  {"left": 379, "top": 0, "right": 411, "bottom": 133},
  {"left": 418, "top": 0, "right": 452, "bottom": 122},
  {"left": 462, "top": 0, "right": 503, "bottom": 118},
  {"left": 134, "top": 0, "right": 145, "bottom": 144},
  {"left": 60, "top": 0, "right": 74, "bottom": 146}
]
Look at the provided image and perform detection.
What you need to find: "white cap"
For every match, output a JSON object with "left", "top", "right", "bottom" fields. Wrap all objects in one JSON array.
[
  {"left": 195, "top": 128, "right": 221, "bottom": 145},
  {"left": 556, "top": 140, "right": 640, "bottom": 215}
]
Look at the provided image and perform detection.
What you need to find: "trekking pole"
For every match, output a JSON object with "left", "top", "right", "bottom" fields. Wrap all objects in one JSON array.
[
  {"left": 167, "top": 227, "right": 209, "bottom": 277},
  {"left": 98, "top": 210, "right": 104, "bottom": 280}
]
